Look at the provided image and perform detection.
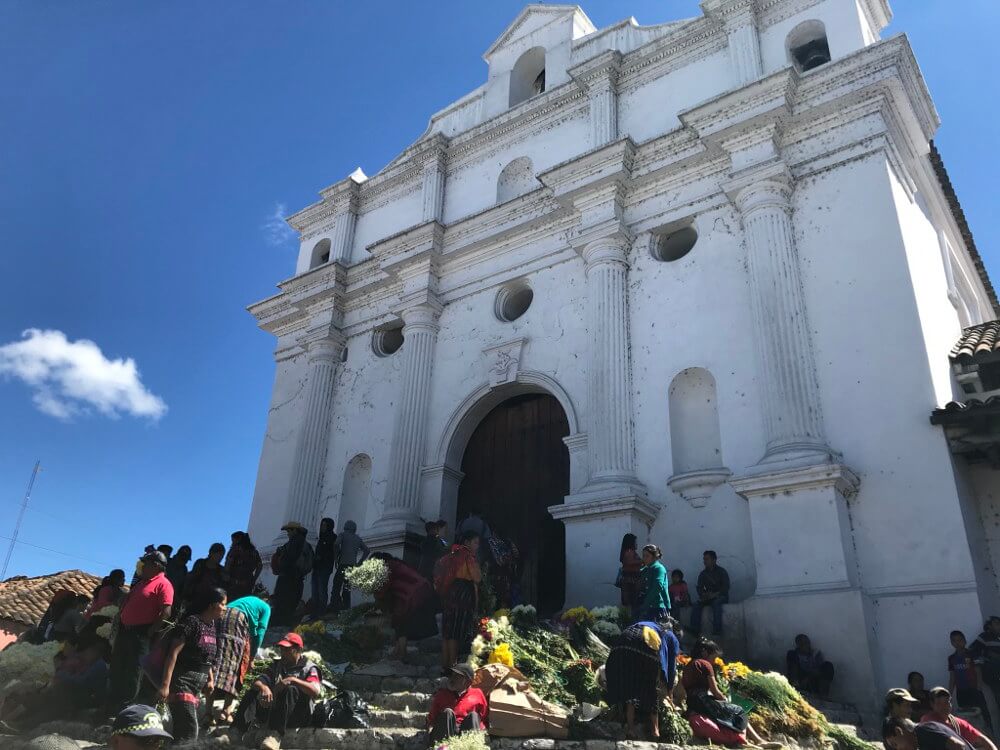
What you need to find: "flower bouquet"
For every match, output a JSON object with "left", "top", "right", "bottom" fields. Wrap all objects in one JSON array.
[{"left": 344, "top": 557, "right": 390, "bottom": 595}]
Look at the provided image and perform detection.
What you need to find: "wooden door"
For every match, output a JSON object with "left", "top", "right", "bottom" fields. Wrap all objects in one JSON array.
[{"left": 457, "top": 393, "right": 570, "bottom": 614}]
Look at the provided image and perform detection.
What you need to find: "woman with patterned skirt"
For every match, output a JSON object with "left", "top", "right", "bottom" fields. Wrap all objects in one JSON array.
[
  {"left": 605, "top": 617, "right": 680, "bottom": 740},
  {"left": 212, "top": 605, "right": 251, "bottom": 723},
  {"left": 439, "top": 531, "right": 482, "bottom": 671}
]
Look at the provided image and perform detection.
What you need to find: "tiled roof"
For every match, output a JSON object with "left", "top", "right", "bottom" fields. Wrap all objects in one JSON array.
[
  {"left": 929, "top": 142, "right": 999, "bottom": 317},
  {"left": 950, "top": 320, "right": 1000, "bottom": 364},
  {"left": 0, "top": 570, "right": 100, "bottom": 628}
]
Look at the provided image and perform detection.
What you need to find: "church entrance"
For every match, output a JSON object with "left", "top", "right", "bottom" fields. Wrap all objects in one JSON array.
[{"left": 456, "top": 393, "right": 570, "bottom": 614}]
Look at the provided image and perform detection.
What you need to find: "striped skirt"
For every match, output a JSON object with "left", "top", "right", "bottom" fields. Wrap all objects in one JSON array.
[{"left": 213, "top": 608, "right": 250, "bottom": 698}]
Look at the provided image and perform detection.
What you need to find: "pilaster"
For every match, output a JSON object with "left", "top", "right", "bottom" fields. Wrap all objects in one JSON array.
[
  {"left": 569, "top": 51, "right": 622, "bottom": 149},
  {"left": 701, "top": 0, "right": 762, "bottom": 88},
  {"left": 418, "top": 134, "right": 449, "bottom": 223}
]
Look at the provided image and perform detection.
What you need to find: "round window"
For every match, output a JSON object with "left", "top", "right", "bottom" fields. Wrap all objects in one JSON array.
[
  {"left": 495, "top": 283, "right": 533, "bottom": 322},
  {"left": 652, "top": 225, "right": 698, "bottom": 262},
  {"left": 372, "top": 326, "right": 404, "bottom": 357}
]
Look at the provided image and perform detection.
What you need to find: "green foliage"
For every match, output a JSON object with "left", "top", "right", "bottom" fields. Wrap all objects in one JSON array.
[
  {"left": 730, "top": 671, "right": 828, "bottom": 740},
  {"left": 828, "top": 724, "right": 879, "bottom": 750},
  {"left": 658, "top": 704, "right": 694, "bottom": 746},
  {"left": 560, "top": 660, "right": 602, "bottom": 704},
  {"left": 436, "top": 730, "right": 490, "bottom": 750},
  {"left": 504, "top": 624, "right": 579, "bottom": 706}
]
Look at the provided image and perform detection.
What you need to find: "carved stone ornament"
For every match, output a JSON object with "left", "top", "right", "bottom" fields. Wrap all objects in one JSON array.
[
  {"left": 483, "top": 338, "right": 526, "bottom": 388},
  {"left": 667, "top": 467, "right": 733, "bottom": 509}
]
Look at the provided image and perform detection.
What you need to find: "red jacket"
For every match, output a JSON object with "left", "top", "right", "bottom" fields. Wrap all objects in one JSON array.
[{"left": 428, "top": 687, "right": 489, "bottom": 727}]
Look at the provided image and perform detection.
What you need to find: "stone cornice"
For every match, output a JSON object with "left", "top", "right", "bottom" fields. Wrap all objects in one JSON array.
[
  {"left": 568, "top": 49, "right": 622, "bottom": 92},
  {"left": 538, "top": 138, "right": 637, "bottom": 208},
  {"left": 730, "top": 462, "right": 860, "bottom": 500}
]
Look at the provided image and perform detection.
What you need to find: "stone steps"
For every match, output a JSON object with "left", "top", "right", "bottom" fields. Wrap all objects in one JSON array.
[
  {"left": 369, "top": 709, "right": 427, "bottom": 729},
  {"left": 367, "top": 692, "right": 433, "bottom": 712}
]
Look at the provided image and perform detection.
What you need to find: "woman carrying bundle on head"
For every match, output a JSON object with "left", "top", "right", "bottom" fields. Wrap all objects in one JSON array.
[{"left": 605, "top": 616, "right": 681, "bottom": 740}]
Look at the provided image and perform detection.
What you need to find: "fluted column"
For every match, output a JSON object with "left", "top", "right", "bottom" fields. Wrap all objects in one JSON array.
[
  {"left": 727, "top": 20, "right": 762, "bottom": 87},
  {"left": 589, "top": 76, "right": 618, "bottom": 148},
  {"left": 381, "top": 303, "right": 442, "bottom": 523},
  {"left": 582, "top": 236, "right": 638, "bottom": 484},
  {"left": 331, "top": 209, "right": 357, "bottom": 264},
  {"left": 736, "top": 178, "right": 829, "bottom": 461},
  {"left": 284, "top": 334, "right": 345, "bottom": 527},
  {"left": 421, "top": 156, "right": 446, "bottom": 223}
]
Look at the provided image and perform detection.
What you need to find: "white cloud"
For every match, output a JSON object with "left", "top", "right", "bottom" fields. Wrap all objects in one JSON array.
[
  {"left": 0, "top": 329, "right": 167, "bottom": 421},
  {"left": 262, "top": 202, "right": 297, "bottom": 247}
]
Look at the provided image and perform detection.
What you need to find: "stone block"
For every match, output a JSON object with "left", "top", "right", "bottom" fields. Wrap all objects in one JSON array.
[
  {"left": 522, "top": 740, "right": 557, "bottom": 750},
  {"left": 584, "top": 741, "right": 618, "bottom": 750}
]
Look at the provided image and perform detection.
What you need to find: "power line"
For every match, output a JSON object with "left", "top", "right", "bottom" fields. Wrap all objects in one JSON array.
[
  {"left": 0, "top": 534, "right": 113, "bottom": 570},
  {"left": 2, "top": 461, "right": 40, "bottom": 579}
]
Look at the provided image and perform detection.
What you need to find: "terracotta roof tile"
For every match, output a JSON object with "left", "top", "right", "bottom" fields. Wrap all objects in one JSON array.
[
  {"left": 950, "top": 320, "right": 1000, "bottom": 364},
  {"left": 0, "top": 570, "right": 101, "bottom": 628}
]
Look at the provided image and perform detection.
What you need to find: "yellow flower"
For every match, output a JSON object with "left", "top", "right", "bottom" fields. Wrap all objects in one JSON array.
[
  {"left": 488, "top": 642, "right": 514, "bottom": 667},
  {"left": 714, "top": 657, "right": 725, "bottom": 668}
]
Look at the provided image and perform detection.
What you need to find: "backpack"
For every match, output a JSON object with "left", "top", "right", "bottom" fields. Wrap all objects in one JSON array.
[
  {"left": 311, "top": 690, "right": 370, "bottom": 729},
  {"left": 434, "top": 549, "right": 462, "bottom": 597},
  {"left": 296, "top": 542, "right": 315, "bottom": 576}
]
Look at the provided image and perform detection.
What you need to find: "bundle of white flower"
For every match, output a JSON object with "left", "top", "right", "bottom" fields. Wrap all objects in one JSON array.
[
  {"left": 589, "top": 606, "right": 620, "bottom": 623},
  {"left": 591, "top": 620, "right": 621, "bottom": 641},
  {"left": 484, "top": 616, "right": 511, "bottom": 641},
  {"left": 95, "top": 623, "right": 114, "bottom": 642},
  {"left": 509, "top": 604, "right": 537, "bottom": 628},
  {"left": 0, "top": 641, "right": 61, "bottom": 696},
  {"left": 344, "top": 558, "right": 390, "bottom": 596}
]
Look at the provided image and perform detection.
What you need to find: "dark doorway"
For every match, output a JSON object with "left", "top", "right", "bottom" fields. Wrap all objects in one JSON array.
[{"left": 457, "top": 393, "right": 570, "bottom": 614}]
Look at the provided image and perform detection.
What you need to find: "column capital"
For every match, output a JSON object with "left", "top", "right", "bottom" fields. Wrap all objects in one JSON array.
[
  {"left": 568, "top": 50, "right": 622, "bottom": 93},
  {"left": 723, "top": 162, "right": 793, "bottom": 215},
  {"left": 579, "top": 232, "right": 630, "bottom": 269},
  {"left": 701, "top": 0, "right": 759, "bottom": 30},
  {"left": 299, "top": 326, "right": 346, "bottom": 363},
  {"left": 400, "top": 300, "right": 443, "bottom": 335}
]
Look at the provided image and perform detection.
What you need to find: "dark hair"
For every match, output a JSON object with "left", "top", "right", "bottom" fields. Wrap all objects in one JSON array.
[
  {"left": 156, "top": 544, "right": 173, "bottom": 557},
  {"left": 671, "top": 569, "right": 684, "bottom": 581},
  {"left": 951, "top": 630, "right": 966, "bottom": 640},
  {"left": 692, "top": 638, "right": 721, "bottom": 659},
  {"left": 94, "top": 569, "right": 126, "bottom": 597},
  {"left": 425, "top": 521, "right": 439, "bottom": 534},
  {"left": 177, "top": 545, "right": 192, "bottom": 560},
  {"left": 209, "top": 542, "right": 226, "bottom": 556},
  {"left": 437, "top": 519, "right": 447, "bottom": 527},
  {"left": 620, "top": 534, "right": 637, "bottom": 563},
  {"left": 642, "top": 544, "right": 662, "bottom": 560},
  {"left": 882, "top": 716, "right": 914, "bottom": 741},
  {"left": 907, "top": 671, "right": 923, "bottom": 683},
  {"left": 704, "top": 550, "right": 718, "bottom": 561},
  {"left": 660, "top": 615, "right": 683, "bottom": 639},
  {"left": 795, "top": 633, "right": 809, "bottom": 645},
  {"left": 371, "top": 552, "right": 394, "bottom": 562},
  {"left": 459, "top": 530, "right": 480, "bottom": 544},
  {"left": 189, "top": 587, "right": 227, "bottom": 616}
]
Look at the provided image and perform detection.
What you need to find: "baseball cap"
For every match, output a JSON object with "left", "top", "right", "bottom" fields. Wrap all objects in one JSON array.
[
  {"left": 277, "top": 632, "right": 304, "bottom": 649},
  {"left": 449, "top": 663, "right": 474, "bottom": 681},
  {"left": 886, "top": 688, "right": 919, "bottom": 703},
  {"left": 112, "top": 704, "right": 173, "bottom": 739},
  {"left": 281, "top": 521, "right": 305, "bottom": 532},
  {"left": 929, "top": 686, "right": 950, "bottom": 699}
]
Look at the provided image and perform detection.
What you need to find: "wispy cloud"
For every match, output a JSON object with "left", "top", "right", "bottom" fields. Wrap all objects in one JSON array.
[
  {"left": 0, "top": 329, "right": 167, "bottom": 421},
  {"left": 262, "top": 202, "right": 297, "bottom": 247}
]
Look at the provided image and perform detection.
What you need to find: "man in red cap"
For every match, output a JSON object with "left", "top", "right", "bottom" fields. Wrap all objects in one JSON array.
[{"left": 234, "top": 632, "right": 321, "bottom": 750}]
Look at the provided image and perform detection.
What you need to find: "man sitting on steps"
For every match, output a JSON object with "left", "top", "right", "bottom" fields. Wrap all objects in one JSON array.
[
  {"left": 427, "top": 663, "right": 489, "bottom": 742},
  {"left": 785, "top": 634, "right": 835, "bottom": 698},
  {"left": 234, "top": 632, "right": 321, "bottom": 750},
  {"left": 689, "top": 550, "right": 729, "bottom": 637}
]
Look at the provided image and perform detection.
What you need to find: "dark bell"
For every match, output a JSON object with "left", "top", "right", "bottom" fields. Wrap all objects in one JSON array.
[{"left": 795, "top": 39, "right": 831, "bottom": 72}]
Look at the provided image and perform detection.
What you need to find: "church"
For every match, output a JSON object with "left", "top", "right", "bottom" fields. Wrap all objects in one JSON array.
[{"left": 247, "top": 0, "right": 1000, "bottom": 707}]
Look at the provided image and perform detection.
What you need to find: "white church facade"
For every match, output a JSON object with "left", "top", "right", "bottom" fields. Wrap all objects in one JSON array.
[{"left": 247, "top": 0, "right": 1000, "bottom": 707}]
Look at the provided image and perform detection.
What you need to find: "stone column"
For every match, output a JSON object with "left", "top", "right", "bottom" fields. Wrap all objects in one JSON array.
[
  {"left": 734, "top": 177, "right": 831, "bottom": 464},
  {"left": 421, "top": 153, "right": 447, "bottom": 223},
  {"left": 284, "top": 332, "right": 345, "bottom": 529},
  {"left": 701, "top": 0, "right": 762, "bottom": 88},
  {"left": 582, "top": 236, "right": 639, "bottom": 484},
  {"left": 380, "top": 302, "right": 442, "bottom": 525},
  {"left": 588, "top": 73, "right": 618, "bottom": 148},
  {"left": 330, "top": 209, "right": 357, "bottom": 264}
]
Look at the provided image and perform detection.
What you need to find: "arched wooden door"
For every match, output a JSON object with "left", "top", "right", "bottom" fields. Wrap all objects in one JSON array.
[{"left": 456, "top": 393, "right": 569, "bottom": 614}]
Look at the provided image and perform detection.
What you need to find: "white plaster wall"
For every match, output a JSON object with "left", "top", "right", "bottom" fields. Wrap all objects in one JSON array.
[
  {"left": 350, "top": 187, "right": 423, "bottom": 263},
  {"left": 967, "top": 464, "right": 1000, "bottom": 616},
  {"left": 442, "top": 112, "right": 589, "bottom": 223},
  {"left": 247, "top": 355, "right": 312, "bottom": 550},
  {"left": 631, "top": 205, "right": 760, "bottom": 602},
  {"left": 759, "top": 0, "right": 871, "bottom": 76},
  {"left": 318, "top": 330, "right": 401, "bottom": 531},
  {"left": 618, "top": 50, "right": 730, "bottom": 144}
]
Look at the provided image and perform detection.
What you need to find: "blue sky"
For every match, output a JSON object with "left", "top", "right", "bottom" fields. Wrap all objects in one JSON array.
[{"left": 0, "top": 0, "right": 997, "bottom": 579}]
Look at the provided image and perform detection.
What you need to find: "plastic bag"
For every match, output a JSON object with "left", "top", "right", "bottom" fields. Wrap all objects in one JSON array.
[{"left": 312, "top": 689, "right": 371, "bottom": 729}]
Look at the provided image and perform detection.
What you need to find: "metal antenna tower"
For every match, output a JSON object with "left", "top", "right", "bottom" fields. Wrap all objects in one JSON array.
[{"left": 2, "top": 460, "right": 41, "bottom": 580}]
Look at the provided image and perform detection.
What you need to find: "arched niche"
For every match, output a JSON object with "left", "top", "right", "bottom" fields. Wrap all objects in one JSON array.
[
  {"left": 309, "top": 238, "right": 331, "bottom": 269},
  {"left": 667, "top": 368, "right": 730, "bottom": 507},
  {"left": 786, "top": 20, "right": 831, "bottom": 73},
  {"left": 496, "top": 157, "right": 536, "bottom": 204},
  {"left": 338, "top": 453, "right": 372, "bottom": 532},
  {"left": 509, "top": 47, "right": 546, "bottom": 107}
]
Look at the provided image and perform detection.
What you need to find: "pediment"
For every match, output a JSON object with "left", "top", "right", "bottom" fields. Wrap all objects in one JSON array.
[{"left": 484, "top": 4, "right": 595, "bottom": 60}]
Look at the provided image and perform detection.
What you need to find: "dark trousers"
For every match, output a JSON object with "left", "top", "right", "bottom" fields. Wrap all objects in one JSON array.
[
  {"left": 235, "top": 685, "right": 312, "bottom": 735},
  {"left": 106, "top": 625, "right": 151, "bottom": 714},
  {"left": 169, "top": 670, "right": 209, "bottom": 743},
  {"left": 787, "top": 656, "right": 836, "bottom": 697},
  {"left": 331, "top": 566, "right": 355, "bottom": 612},
  {"left": 957, "top": 687, "right": 993, "bottom": 730},
  {"left": 690, "top": 596, "right": 728, "bottom": 635},
  {"left": 311, "top": 566, "right": 333, "bottom": 618},
  {"left": 272, "top": 574, "right": 305, "bottom": 625},
  {"left": 430, "top": 709, "right": 482, "bottom": 742}
]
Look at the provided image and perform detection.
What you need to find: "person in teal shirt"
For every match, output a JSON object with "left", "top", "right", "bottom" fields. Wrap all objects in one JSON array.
[
  {"left": 637, "top": 544, "right": 671, "bottom": 622},
  {"left": 228, "top": 595, "right": 271, "bottom": 654}
]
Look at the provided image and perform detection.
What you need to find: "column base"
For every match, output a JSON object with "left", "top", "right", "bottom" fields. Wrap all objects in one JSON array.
[
  {"left": 550, "top": 485, "right": 659, "bottom": 608},
  {"left": 752, "top": 442, "right": 840, "bottom": 475},
  {"left": 364, "top": 522, "right": 425, "bottom": 568}
]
